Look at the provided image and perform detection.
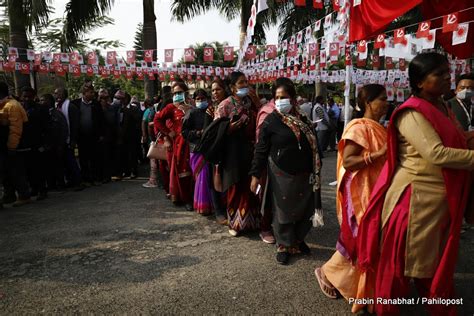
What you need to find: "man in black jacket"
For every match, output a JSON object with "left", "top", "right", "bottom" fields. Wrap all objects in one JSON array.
[
  {"left": 71, "top": 83, "right": 105, "bottom": 185},
  {"left": 20, "top": 87, "right": 49, "bottom": 200}
]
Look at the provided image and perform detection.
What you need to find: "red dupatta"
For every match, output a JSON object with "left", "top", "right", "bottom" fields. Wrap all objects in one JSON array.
[{"left": 357, "top": 96, "right": 470, "bottom": 298}]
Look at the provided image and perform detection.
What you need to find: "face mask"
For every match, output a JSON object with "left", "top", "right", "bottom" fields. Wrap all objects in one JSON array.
[
  {"left": 112, "top": 98, "right": 121, "bottom": 106},
  {"left": 173, "top": 92, "right": 185, "bottom": 104},
  {"left": 275, "top": 99, "right": 293, "bottom": 114},
  {"left": 196, "top": 101, "right": 208, "bottom": 109},
  {"left": 236, "top": 87, "right": 249, "bottom": 98},
  {"left": 457, "top": 89, "right": 474, "bottom": 101}
]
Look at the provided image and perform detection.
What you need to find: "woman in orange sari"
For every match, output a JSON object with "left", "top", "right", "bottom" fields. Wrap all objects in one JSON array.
[{"left": 314, "top": 84, "right": 388, "bottom": 313}]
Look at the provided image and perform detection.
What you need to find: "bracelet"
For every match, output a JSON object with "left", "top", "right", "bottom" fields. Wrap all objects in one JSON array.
[
  {"left": 367, "top": 152, "right": 373, "bottom": 164},
  {"left": 363, "top": 152, "right": 373, "bottom": 165}
]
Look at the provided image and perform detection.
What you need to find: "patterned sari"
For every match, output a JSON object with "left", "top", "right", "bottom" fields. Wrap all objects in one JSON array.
[{"left": 190, "top": 152, "right": 213, "bottom": 215}]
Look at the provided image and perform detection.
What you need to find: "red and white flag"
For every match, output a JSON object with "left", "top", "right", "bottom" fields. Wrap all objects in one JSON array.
[
  {"left": 393, "top": 27, "right": 407, "bottom": 45},
  {"left": 308, "top": 42, "right": 318, "bottom": 56},
  {"left": 42, "top": 51, "right": 52, "bottom": 61},
  {"left": 357, "top": 40, "right": 367, "bottom": 53},
  {"left": 126, "top": 50, "right": 136, "bottom": 64},
  {"left": 184, "top": 48, "right": 195, "bottom": 62},
  {"left": 385, "top": 56, "right": 394, "bottom": 69},
  {"left": 281, "top": 40, "right": 288, "bottom": 51},
  {"left": 443, "top": 12, "right": 458, "bottom": 33},
  {"left": 305, "top": 25, "right": 313, "bottom": 41},
  {"left": 34, "top": 53, "right": 42, "bottom": 66},
  {"left": 294, "top": 0, "right": 305, "bottom": 6},
  {"left": 314, "top": 20, "right": 321, "bottom": 32},
  {"left": 296, "top": 31, "right": 303, "bottom": 44},
  {"left": 52, "top": 53, "right": 61, "bottom": 65},
  {"left": 345, "top": 45, "right": 352, "bottom": 66},
  {"left": 386, "top": 87, "right": 394, "bottom": 101},
  {"left": 144, "top": 50, "right": 154, "bottom": 63},
  {"left": 265, "top": 45, "right": 277, "bottom": 59},
  {"left": 203, "top": 47, "right": 214, "bottom": 62},
  {"left": 87, "top": 51, "right": 98, "bottom": 65},
  {"left": 60, "top": 52, "right": 69, "bottom": 63},
  {"left": 20, "top": 62, "right": 30, "bottom": 75},
  {"left": 223, "top": 47, "right": 234, "bottom": 61},
  {"left": 8, "top": 47, "right": 18, "bottom": 58},
  {"left": 320, "top": 51, "right": 327, "bottom": 68},
  {"left": 416, "top": 21, "right": 431, "bottom": 39},
  {"left": 287, "top": 44, "right": 298, "bottom": 57},
  {"left": 452, "top": 23, "right": 469, "bottom": 46},
  {"left": 69, "top": 52, "right": 79, "bottom": 65},
  {"left": 26, "top": 49, "right": 35, "bottom": 61},
  {"left": 106, "top": 51, "right": 117, "bottom": 65},
  {"left": 372, "top": 54, "right": 380, "bottom": 68},
  {"left": 374, "top": 34, "right": 385, "bottom": 49},
  {"left": 164, "top": 49, "right": 174, "bottom": 63},
  {"left": 332, "top": 0, "right": 340, "bottom": 12},
  {"left": 245, "top": 45, "right": 256, "bottom": 60},
  {"left": 329, "top": 42, "right": 339, "bottom": 63}
]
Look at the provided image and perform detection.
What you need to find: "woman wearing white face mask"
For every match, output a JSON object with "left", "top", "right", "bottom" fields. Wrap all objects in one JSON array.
[
  {"left": 182, "top": 89, "right": 214, "bottom": 215},
  {"left": 154, "top": 82, "right": 193, "bottom": 211},
  {"left": 213, "top": 71, "right": 261, "bottom": 236},
  {"left": 249, "top": 83, "right": 323, "bottom": 265}
]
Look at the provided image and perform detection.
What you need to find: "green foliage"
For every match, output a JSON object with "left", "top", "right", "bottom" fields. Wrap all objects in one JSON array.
[{"left": 133, "top": 23, "right": 144, "bottom": 60}]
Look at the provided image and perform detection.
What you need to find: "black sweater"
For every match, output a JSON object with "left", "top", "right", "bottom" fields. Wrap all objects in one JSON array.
[
  {"left": 182, "top": 107, "right": 209, "bottom": 152},
  {"left": 250, "top": 112, "right": 314, "bottom": 178}
]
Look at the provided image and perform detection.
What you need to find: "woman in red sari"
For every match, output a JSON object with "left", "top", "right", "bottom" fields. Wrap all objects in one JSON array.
[
  {"left": 214, "top": 71, "right": 261, "bottom": 236},
  {"left": 358, "top": 52, "right": 474, "bottom": 315},
  {"left": 154, "top": 82, "right": 193, "bottom": 211}
]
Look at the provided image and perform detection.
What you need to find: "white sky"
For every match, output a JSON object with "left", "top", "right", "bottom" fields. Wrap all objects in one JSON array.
[{"left": 52, "top": 0, "right": 280, "bottom": 62}]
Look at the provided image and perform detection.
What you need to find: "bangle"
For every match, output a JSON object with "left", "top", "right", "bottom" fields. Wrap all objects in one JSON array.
[
  {"left": 367, "top": 152, "right": 373, "bottom": 164},
  {"left": 363, "top": 152, "right": 373, "bottom": 165}
]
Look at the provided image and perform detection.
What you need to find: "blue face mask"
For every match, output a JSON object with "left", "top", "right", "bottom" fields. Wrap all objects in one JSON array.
[
  {"left": 196, "top": 101, "right": 208, "bottom": 109},
  {"left": 173, "top": 92, "right": 185, "bottom": 104},
  {"left": 236, "top": 87, "right": 249, "bottom": 98},
  {"left": 275, "top": 99, "right": 293, "bottom": 114}
]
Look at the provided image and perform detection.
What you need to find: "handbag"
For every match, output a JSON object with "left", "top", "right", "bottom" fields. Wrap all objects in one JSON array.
[
  {"left": 147, "top": 140, "right": 168, "bottom": 160},
  {"left": 213, "top": 165, "right": 223, "bottom": 192}
]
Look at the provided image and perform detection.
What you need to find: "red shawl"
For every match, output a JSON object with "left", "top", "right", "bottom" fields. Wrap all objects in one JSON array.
[{"left": 357, "top": 96, "right": 470, "bottom": 298}]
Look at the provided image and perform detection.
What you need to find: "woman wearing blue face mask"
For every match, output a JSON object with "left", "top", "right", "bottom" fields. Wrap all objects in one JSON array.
[
  {"left": 249, "top": 83, "right": 323, "bottom": 265},
  {"left": 154, "top": 82, "right": 193, "bottom": 211},
  {"left": 212, "top": 71, "right": 261, "bottom": 236},
  {"left": 182, "top": 89, "right": 213, "bottom": 215}
]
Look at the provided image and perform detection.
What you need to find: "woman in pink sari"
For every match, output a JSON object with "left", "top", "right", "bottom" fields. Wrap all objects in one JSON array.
[
  {"left": 314, "top": 84, "right": 388, "bottom": 313},
  {"left": 359, "top": 52, "right": 474, "bottom": 315}
]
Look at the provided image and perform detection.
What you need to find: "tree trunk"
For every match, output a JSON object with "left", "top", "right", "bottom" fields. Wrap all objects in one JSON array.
[
  {"left": 239, "top": 1, "right": 251, "bottom": 50},
  {"left": 8, "top": 0, "right": 31, "bottom": 95},
  {"left": 143, "top": 0, "right": 157, "bottom": 99}
]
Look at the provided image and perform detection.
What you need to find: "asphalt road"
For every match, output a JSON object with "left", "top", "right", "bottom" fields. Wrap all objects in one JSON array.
[{"left": 0, "top": 152, "right": 473, "bottom": 314}]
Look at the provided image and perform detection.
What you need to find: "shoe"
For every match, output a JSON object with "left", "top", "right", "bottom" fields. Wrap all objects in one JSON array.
[
  {"left": 13, "top": 198, "right": 32, "bottom": 207},
  {"left": 259, "top": 231, "right": 276, "bottom": 244},
  {"left": 111, "top": 176, "right": 122, "bottom": 181},
  {"left": 36, "top": 193, "right": 47, "bottom": 201},
  {"left": 142, "top": 181, "right": 158, "bottom": 188},
  {"left": 184, "top": 204, "right": 194, "bottom": 212},
  {"left": 276, "top": 251, "right": 290, "bottom": 265},
  {"left": 228, "top": 229, "right": 238, "bottom": 237},
  {"left": 299, "top": 241, "right": 311, "bottom": 255}
]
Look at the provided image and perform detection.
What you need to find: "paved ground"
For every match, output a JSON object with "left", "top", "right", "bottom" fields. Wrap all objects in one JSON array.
[{"left": 0, "top": 152, "right": 473, "bottom": 314}]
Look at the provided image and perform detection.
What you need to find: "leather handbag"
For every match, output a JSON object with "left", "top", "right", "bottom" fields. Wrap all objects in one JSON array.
[
  {"left": 147, "top": 140, "right": 168, "bottom": 160},
  {"left": 213, "top": 165, "right": 223, "bottom": 192}
]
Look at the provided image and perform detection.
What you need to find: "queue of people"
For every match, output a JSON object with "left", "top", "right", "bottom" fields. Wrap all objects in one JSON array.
[
  {"left": 1, "top": 51, "right": 473, "bottom": 315},
  {"left": 0, "top": 81, "right": 154, "bottom": 208}
]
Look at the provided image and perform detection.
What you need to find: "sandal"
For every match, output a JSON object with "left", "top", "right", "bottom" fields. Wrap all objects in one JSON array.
[{"left": 314, "top": 267, "right": 338, "bottom": 299}]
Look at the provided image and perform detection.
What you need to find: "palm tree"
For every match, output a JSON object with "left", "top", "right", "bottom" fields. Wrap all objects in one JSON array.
[
  {"left": 142, "top": 0, "right": 157, "bottom": 99},
  {"left": 4, "top": 0, "right": 115, "bottom": 94}
]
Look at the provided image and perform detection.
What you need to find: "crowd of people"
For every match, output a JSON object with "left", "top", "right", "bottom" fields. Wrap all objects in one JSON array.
[{"left": 1, "top": 51, "right": 473, "bottom": 314}]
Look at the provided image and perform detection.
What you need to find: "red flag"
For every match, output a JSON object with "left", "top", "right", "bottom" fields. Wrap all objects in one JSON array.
[
  {"left": 34, "top": 54, "right": 42, "bottom": 66},
  {"left": 20, "top": 63, "right": 30, "bottom": 75},
  {"left": 442, "top": 12, "right": 459, "bottom": 33},
  {"left": 144, "top": 50, "right": 154, "bottom": 63},
  {"left": 356, "top": 57, "right": 366, "bottom": 67},
  {"left": 52, "top": 53, "right": 61, "bottom": 65},
  {"left": 56, "top": 65, "right": 66, "bottom": 77},
  {"left": 294, "top": 0, "right": 305, "bottom": 6},
  {"left": 148, "top": 73, "right": 155, "bottom": 80},
  {"left": 223, "top": 47, "right": 234, "bottom": 61},
  {"left": 345, "top": 45, "right": 352, "bottom": 66},
  {"left": 313, "top": 0, "right": 323, "bottom": 9},
  {"left": 72, "top": 66, "right": 81, "bottom": 77},
  {"left": 38, "top": 64, "right": 49, "bottom": 74},
  {"left": 70, "top": 52, "right": 79, "bottom": 65},
  {"left": 332, "top": 0, "right": 340, "bottom": 12},
  {"left": 416, "top": 21, "right": 431, "bottom": 38},
  {"left": 100, "top": 68, "right": 109, "bottom": 78},
  {"left": 385, "top": 56, "right": 394, "bottom": 69},
  {"left": 164, "top": 49, "right": 174, "bottom": 63},
  {"left": 393, "top": 27, "right": 407, "bottom": 45},
  {"left": 184, "top": 48, "right": 195, "bottom": 62},
  {"left": 374, "top": 34, "right": 386, "bottom": 49},
  {"left": 265, "top": 45, "right": 277, "bottom": 59},
  {"left": 203, "top": 47, "right": 214, "bottom": 62},
  {"left": 86, "top": 66, "right": 94, "bottom": 77},
  {"left": 399, "top": 58, "right": 406, "bottom": 71},
  {"left": 308, "top": 42, "right": 318, "bottom": 56},
  {"left": 245, "top": 45, "right": 256, "bottom": 60},
  {"left": 349, "top": 0, "right": 422, "bottom": 42},
  {"left": 329, "top": 42, "right": 339, "bottom": 64},
  {"left": 106, "top": 51, "right": 117, "bottom": 65},
  {"left": 357, "top": 40, "right": 367, "bottom": 53},
  {"left": 87, "top": 51, "right": 98, "bottom": 65},
  {"left": 126, "top": 50, "right": 136, "bottom": 64},
  {"left": 287, "top": 44, "right": 298, "bottom": 57},
  {"left": 113, "top": 69, "right": 121, "bottom": 78},
  {"left": 372, "top": 54, "right": 380, "bottom": 68}
]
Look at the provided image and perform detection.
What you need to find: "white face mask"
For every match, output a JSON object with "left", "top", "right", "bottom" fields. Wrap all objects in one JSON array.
[
  {"left": 275, "top": 98, "right": 293, "bottom": 114},
  {"left": 457, "top": 89, "right": 474, "bottom": 101}
]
